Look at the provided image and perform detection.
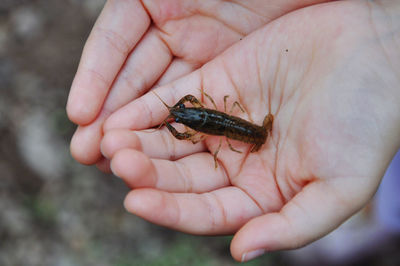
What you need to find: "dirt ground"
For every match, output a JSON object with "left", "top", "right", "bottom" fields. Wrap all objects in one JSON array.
[{"left": 0, "top": 1, "right": 398, "bottom": 266}]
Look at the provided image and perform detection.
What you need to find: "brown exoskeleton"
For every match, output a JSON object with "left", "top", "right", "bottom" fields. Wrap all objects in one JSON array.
[{"left": 154, "top": 91, "right": 273, "bottom": 168}]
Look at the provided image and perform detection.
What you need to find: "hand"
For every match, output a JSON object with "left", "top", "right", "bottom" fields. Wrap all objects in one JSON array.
[
  {"left": 66, "top": 0, "right": 333, "bottom": 170},
  {"left": 100, "top": 0, "right": 400, "bottom": 262}
]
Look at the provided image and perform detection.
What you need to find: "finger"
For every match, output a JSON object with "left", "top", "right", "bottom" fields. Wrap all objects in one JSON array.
[
  {"left": 102, "top": 48, "right": 259, "bottom": 132},
  {"left": 102, "top": 27, "right": 173, "bottom": 112},
  {"left": 67, "top": 0, "right": 150, "bottom": 125},
  {"left": 124, "top": 186, "right": 263, "bottom": 234},
  {"left": 101, "top": 128, "right": 206, "bottom": 160},
  {"left": 230, "top": 177, "right": 377, "bottom": 262},
  {"left": 111, "top": 149, "right": 229, "bottom": 193},
  {"left": 70, "top": 114, "right": 106, "bottom": 165},
  {"left": 70, "top": 28, "right": 173, "bottom": 165},
  {"left": 103, "top": 72, "right": 202, "bottom": 131},
  {"left": 154, "top": 58, "right": 198, "bottom": 87}
]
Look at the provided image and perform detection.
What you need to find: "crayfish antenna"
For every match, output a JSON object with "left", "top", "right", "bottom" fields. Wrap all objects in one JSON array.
[
  {"left": 152, "top": 91, "right": 171, "bottom": 110},
  {"left": 143, "top": 115, "right": 172, "bottom": 133}
]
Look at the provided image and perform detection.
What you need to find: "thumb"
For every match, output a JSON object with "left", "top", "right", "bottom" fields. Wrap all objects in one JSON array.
[{"left": 230, "top": 177, "right": 379, "bottom": 262}]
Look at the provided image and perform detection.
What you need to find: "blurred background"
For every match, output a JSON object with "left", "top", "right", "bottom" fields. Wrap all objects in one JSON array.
[{"left": 0, "top": 0, "right": 399, "bottom": 265}]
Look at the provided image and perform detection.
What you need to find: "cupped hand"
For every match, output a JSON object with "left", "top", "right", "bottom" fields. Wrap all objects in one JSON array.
[
  {"left": 100, "top": 0, "right": 400, "bottom": 261},
  {"left": 66, "top": 0, "right": 333, "bottom": 169}
]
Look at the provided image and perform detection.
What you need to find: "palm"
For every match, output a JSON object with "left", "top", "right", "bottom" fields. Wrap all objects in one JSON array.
[
  {"left": 102, "top": 1, "right": 400, "bottom": 260},
  {"left": 67, "top": 0, "right": 326, "bottom": 166}
]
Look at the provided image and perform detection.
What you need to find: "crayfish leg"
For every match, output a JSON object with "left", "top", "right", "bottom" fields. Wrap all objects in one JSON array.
[
  {"left": 200, "top": 90, "right": 218, "bottom": 110},
  {"left": 263, "top": 113, "right": 274, "bottom": 131},
  {"left": 190, "top": 133, "right": 207, "bottom": 144},
  {"left": 165, "top": 121, "right": 196, "bottom": 140},
  {"left": 213, "top": 139, "right": 222, "bottom": 169},
  {"left": 226, "top": 138, "right": 242, "bottom": 153},
  {"left": 250, "top": 143, "right": 262, "bottom": 153},
  {"left": 175, "top": 95, "right": 203, "bottom": 108},
  {"left": 224, "top": 95, "right": 245, "bottom": 114}
]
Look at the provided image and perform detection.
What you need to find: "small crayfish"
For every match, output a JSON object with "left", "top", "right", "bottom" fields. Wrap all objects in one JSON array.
[{"left": 154, "top": 91, "right": 273, "bottom": 168}]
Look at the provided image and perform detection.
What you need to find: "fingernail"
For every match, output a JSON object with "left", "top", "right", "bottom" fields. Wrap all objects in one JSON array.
[{"left": 241, "top": 249, "right": 266, "bottom": 262}]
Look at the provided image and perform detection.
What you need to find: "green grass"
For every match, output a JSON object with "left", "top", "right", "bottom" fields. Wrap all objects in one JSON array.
[{"left": 113, "top": 235, "right": 280, "bottom": 266}]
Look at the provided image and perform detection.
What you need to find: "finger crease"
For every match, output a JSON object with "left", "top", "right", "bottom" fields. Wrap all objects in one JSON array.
[
  {"left": 176, "top": 162, "right": 194, "bottom": 193},
  {"left": 82, "top": 66, "right": 111, "bottom": 88},
  {"left": 158, "top": 129, "right": 176, "bottom": 161},
  {"left": 201, "top": 193, "right": 218, "bottom": 232},
  {"left": 210, "top": 192, "right": 228, "bottom": 229},
  {"left": 96, "top": 27, "right": 132, "bottom": 57},
  {"left": 140, "top": 97, "right": 156, "bottom": 128}
]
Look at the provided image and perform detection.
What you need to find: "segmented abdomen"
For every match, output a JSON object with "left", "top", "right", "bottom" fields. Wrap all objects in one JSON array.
[{"left": 187, "top": 109, "right": 267, "bottom": 145}]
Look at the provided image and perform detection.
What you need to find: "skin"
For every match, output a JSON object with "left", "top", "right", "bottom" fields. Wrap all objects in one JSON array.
[
  {"left": 66, "top": 0, "right": 333, "bottom": 169},
  {"left": 67, "top": 0, "right": 400, "bottom": 263}
]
